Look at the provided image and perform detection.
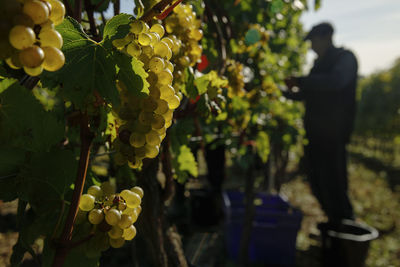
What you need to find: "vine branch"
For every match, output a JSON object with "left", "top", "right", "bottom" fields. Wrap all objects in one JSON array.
[
  {"left": 52, "top": 113, "right": 93, "bottom": 267},
  {"left": 141, "top": 0, "right": 174, "bottom": 22}
]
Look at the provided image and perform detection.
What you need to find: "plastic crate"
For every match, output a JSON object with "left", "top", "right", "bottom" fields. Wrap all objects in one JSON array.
[{"left": 223, "top": 191, "right": 302, "bottom": 266}]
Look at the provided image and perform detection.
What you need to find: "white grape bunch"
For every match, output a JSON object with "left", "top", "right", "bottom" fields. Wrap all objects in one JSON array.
[
  {"left": 111, "top": 19, "right": 182, "bottom": 168},
  {"left": 77, "top": 182, "right": 144, "bottom": 251},
  {"left": 163, "top": 3, "right": 203, "bottom": 85},
  {"left": 0, "top": 0, "right": 66, "bottom": 76}
]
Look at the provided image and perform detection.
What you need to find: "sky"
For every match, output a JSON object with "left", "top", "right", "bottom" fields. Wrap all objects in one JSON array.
[
  {"left": 112, "top": 0, "right": 400, "bottom": 76},
  {"left": 301, "top": 0, "right": 400, "bottom": 75}
]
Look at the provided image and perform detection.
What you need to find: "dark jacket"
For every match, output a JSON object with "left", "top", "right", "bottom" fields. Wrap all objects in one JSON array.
[{"left": 287, "top": 46, "right": 358, "bottom": 144}]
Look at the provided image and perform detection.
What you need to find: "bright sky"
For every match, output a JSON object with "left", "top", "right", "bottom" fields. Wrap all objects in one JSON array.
[{"left": 301, "top": 0, "right": 400, "bottom": 75}]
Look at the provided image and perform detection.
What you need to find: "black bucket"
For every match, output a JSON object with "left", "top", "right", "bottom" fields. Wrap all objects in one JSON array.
[{"left": 320, "top": 219, "right": 379, "bottom": 267}]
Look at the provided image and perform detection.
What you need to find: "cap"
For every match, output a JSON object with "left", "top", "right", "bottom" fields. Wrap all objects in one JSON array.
[{"left": 305, "top": 22, "right": 334, "bottom": 40}]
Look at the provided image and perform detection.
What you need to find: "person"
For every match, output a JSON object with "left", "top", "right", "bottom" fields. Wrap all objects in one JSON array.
[{"left": 283, "top": 22, "right": 358, "bottom": 226}]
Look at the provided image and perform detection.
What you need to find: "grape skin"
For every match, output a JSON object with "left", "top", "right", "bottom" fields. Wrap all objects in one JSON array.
[
  {"left": 105, "top": 208, "right": 121, "bottom": 226},
  {"left": 88, "top": 209, "right": 104, "bottom": 224},
  {"left": 79, "top": 194, "right": 95, "bottom": 211},
  {"left": 42, "top": 46, "right": 65, "bottom": 71},
  {"left": 23, "top": 0, "right": 50, "bottom": 25},
  {"left": 9, "top": 25, "right": 35, "bottom": 50}
]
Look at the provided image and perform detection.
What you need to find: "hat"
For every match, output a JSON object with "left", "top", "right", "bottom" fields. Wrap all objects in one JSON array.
[{"left": 305, "top": 22, "right": 334, "bottom": 40}]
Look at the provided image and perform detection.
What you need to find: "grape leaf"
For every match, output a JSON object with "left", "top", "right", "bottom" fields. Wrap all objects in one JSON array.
[
  {"left": 0, "top": 147, "right": 25, "bottom": 201},
  {"left": 102, "top": 13, "right": 132, "bottom": 45},
  {"left": 113, "top": 51, "right": 149, "bottom": 96},
  {"left": 177, "top": 145, "right": 198, "bottom": 178},
  {"left": 0, "top": 81, "right": 65, "bottom": 152},
  {"left": 43, "top": 18, "right": 120, "bottom": 108}
]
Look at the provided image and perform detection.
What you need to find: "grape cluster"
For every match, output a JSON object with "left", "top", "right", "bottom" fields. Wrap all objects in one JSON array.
[
  {"left": 77, "top": 182, "right": 144, "bottom": 250},
  {"left": 0, "top": 0, "right": 65, "bottom": 76},
  {"left": 226, "top": 60, "right": 245, "bottom": 98},
  {"left": 164, "top": 3, "right": 203, "bottom": 84},
  {"left": 111, "top": 20, "right": 182, "bottom": 168}
]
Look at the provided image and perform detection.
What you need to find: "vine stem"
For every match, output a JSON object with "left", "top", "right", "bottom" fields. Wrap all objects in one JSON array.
[
  {"left": 141, "top": 0, "right": 175, "bottom": 22},
  {"left": 52, "top": 114, "right": 93, "bottom": 267}
]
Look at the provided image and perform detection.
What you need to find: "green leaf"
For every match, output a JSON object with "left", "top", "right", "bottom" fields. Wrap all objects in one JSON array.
[
  {"left": 245, "top": 28, "right": 261, "bottom": 45},
  {"left": 256, "top": 131, "right": 270, "bottom": 163},
  {"left": 43, "top": 18, "right": 120, "bottom": 108},
  {"left": 91, "top": 0, "right": 111, "bottom": 12},
  {"left": 177, "top": 145, "right": 198, "bottom": 177},
  {"left": 113, "top": 51, "right": 149, "bottom": 96},
  {"left": 314, "top": 0, "right": 321, "bottom": 10},
  {"left": 0, "top": 78, "right": 17, "bottom": 93},
  {"left": 182, "top": 68, "right": 196, "bottom": 99},
  {"left": 194, "top": 74, "right": 210, "bottom": 96},
  {"left": 0, "top": 82, "right": 65, "bottom": 152},
  {"left": 270, "top": 0, "right": 284, "bottom": 13},
  {"left": 102, "top": 13, "right": 132, "bottom": 45},
  {"left": 0, "top": 147, "right": 25, "bottom": 201}
]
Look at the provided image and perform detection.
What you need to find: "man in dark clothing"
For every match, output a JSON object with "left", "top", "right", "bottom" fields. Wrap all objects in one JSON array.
[{"left": 284, "top": 22, "right": 357, "bottom": 225}]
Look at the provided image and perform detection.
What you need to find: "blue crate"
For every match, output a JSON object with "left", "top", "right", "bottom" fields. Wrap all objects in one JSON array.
[{"left": 223, "top": 191, "right": 302, "bottom": 266}]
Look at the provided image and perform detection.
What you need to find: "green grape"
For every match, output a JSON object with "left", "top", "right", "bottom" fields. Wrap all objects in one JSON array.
[
  {"left": 127, "top": 42, "right": 142, "bottom": 57},
  {"left": 145, "top": 130, "right": 161, "bottom": 146},
  {"left": 151, "top": 114, "right": 165, "bottom": 130},
  {"left": 139, "top": 111, "right": 154, "bottom": 125},
  {"left": 138, "top": 32, "right": 152, "bottom": 46},
  {"left": 40, "top": 19, "right": 55, "bottom": 30},
  {"left": 160, "top": 85, "right": 175, "bottom": 99},
  {"left": 140, "top": 97, "right": 158, "bottom": 112},
  {"left": 163, "top": 109, "right": 174, "bottom": 120},
  {"left": 154, "top": 99, "right": 169, "bottom": 115},
  {"left": 42, "top": 46, "right": 65, "bottom": 71},
  {"left": 39, "top": 28, "right": 63, "bottom": 49},
  {"left": 179, "top": 16, "right": 191, "bottom": 28},
  {"left": 148, "top": 56, "right": 165, "bottom": 73},
  {"left": 48, "top": 0, "right": 65, "bottom": 25},
  {"left": 165, "top": 60, "right": 174, "bottom": 72},
  {"left": 110, "top": 237, "right": 125, "bottom": 248},
  {"left": 154, "top": 41, "right": 171, "bottom": 59},
  {"left": 23, "top": 66, "right": 43, "bottom": 76},
  {"left": 23, "top": 0, "right": 50, "bottom": 24},
  {"left": 108, "top": 226, "right": 123, "bottom": 239},
  {"left": 122, "top": 207, "right": 137, "bottom": 216},
  {"left": 149, "top": 86, "right": 161, "bottom": 99},
  {"left": 122, "top": 225, "right": 137, "bottom": 241},
  {"left": 114, "top": 151, "right": 127, "bottom": 165},
  {"left": 147, "top": 71, "right": 158, "bottom": 84},
  {"left": 161, "top": 37, "right": 173, "bottom": 48},
  {"left": 150, "top": 24, "right": 165, "bottom": 38},
  {"left": 166, "top": 95, "right": 181, "bottom": 110},
  {"left": 135, "top": 206, "right": 142, "bottom": 216},
  {"left": 105, "top": 208, "right": 121, "bottom": 226},
  {"left": 101, "top": 181, "right": 116, "bottom": 196},
  {"left": 142, "top": 45, "right": 154, "bottom": 57},
  {"left": 79, "top": 194, "right": 95, "bottom": 211},
  {"left": 87, "top": 185, "right": 103, "bottom": 199},
  {"left": 19, "top": 45, "right": 45, "bottom": 68},
  {"left": 164, "top": 119, "right": 172, "bottom": 129},
  {"left": 120, "top": 189, "right": 141, "bottom": 208},
  {"left": 118, "top": 214, "right": 133, "bottom": 229},
  {"left": 179, "top": 56, "right": 191, "bottom": 67},
  {"left": 129, "top": 132, "right": 146, "bottom": 148},
  {"left": 145, "top": 144, "right": 159, "bottom": 159},
  {"left": 88, "top": 209, "right": 104, "bottom": 224},
  {"left": 165, "top": 46, "right": 172, "bottom": 60},
  {"left": 130, "top": 20, "right": 145, "bottom": 34},
  {"left": 9, "top": 25, "right": 35, "bottom": 50},
  {"left": 190, "top": 28, "right": 203, "bottom": 41},
  {"left": 131, "top": 186, "right": 144, "bottom": 198},
  {"left": 157, "top": 69, "right": 173, "bottom": 86},
  {"left": 138, "top": 53, "right": 150, "bottom": 65},
  {"left": 148, "top": 32, "right": 160, "bottom": 46},
  {"left": 5, "top": 54, "right": 22, "bottom": 69},
  {"left": 155, "top": 126, "right": 166, "bottom": 135}
]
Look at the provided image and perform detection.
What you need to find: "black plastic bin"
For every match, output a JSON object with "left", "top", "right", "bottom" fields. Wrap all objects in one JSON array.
[{"left": 320, "top": 219, "right": 379, "bottom": 267}]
